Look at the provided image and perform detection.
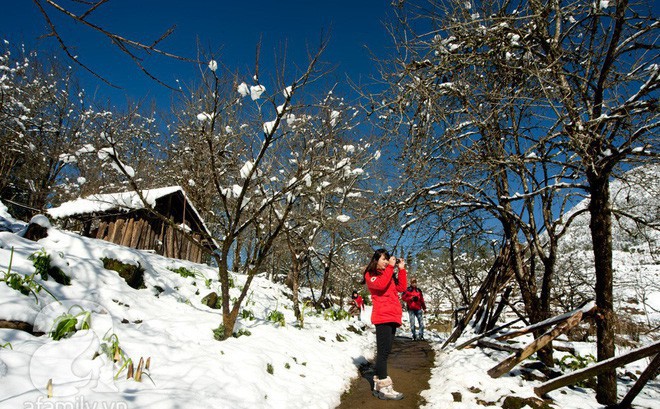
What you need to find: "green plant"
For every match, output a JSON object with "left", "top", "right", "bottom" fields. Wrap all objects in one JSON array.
[
  {"left": 284, "top": 362, "right": 290, "bottom": 369},
  {"left": 213, "top": 324, "right": 228, "bottom": 341},
  {"left": 30, "top": 249, "right": 50, "bottom": 281},
  {"left": 169, "top": 266, "right": 197, "bottom": 279},
  {"left": 50, "top": 305, "right": 91, "bottom": 340},
  {"left": 98, "top": 333, "right": 130, "bottom": 378},
  {"left": 324, "top": 307, "right": 350, "bottom": 321},
  {"left": 0, "top": 342, "right": 12, "bottom": 349},
  {"left": 240, "top": 309, "right": 255, "bottom": 320},
  {"left": 2, "top": 248, "right": 57, "bottom": 302},
  {"left": 555, "top": 353, "right": 597, "bottom": 388},
  {"left": 266, "top": 363, "right": 274, "bottom": 375},
  {"left": 4, "top": 271, "right": 43, "bottom": 302},
  {"left": 233, "top": 328, "right": 252, "bottom": 338},
  {"left": 213, "top": 324, "right": 252, "bottom": 340},
  {"left": 29, "top": 249, "right": 70, "bottom": 285},
  {"left": 98, "top": 333, "right": 122, "bottom": 360},
  {"left": 97, "top": 332, "right": 153, "bottom": 383},
  {"left": 0, "top": 247, "right": 55, "bottom": 302},
  {"left": 267, "top": 310, "right": 286, "bottom": 327}
]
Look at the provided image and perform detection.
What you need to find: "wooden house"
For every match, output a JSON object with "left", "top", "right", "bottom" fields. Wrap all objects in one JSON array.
[{"left": 47, "top": 186, "right": 217, "bottom": 264}]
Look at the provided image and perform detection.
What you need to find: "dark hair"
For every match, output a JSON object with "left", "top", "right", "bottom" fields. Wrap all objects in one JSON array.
[{"left": 364, "top": 248, "right": 391, "bottom": 276}]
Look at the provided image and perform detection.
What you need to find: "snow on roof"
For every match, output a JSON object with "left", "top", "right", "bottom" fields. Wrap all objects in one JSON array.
[{"left": 47, "top": 186, "right": 183, "bottom": 219}]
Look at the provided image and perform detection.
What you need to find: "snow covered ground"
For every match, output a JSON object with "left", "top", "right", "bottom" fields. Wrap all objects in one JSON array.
[
  {"left": 1, "top": 197, "right": 659, "bottom": 409},
  {"left": 0, "top": 203, "right": 373, "bottom": 409}
]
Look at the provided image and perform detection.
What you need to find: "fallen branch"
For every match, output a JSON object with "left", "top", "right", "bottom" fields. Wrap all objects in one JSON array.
[
  {"left": 534, "top": 340, "right": 660, "bottom": 397},
  {"left": 478, "top": 337, "right": 521, "bottom": 353},
  {"left": 488, "top": 310, "right": 583, "bottom": 378},
  {"left": 613, "top": 353, "right": 660, "bottom": 408},
  {"left": 455, "top": 317, "right": 523, "bottom": 350},
  {"left": 495, "top": 301, "right": 595, "bottom": 341}
]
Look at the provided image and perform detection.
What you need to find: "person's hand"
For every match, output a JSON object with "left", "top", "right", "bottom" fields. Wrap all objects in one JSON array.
[
  {"left": 388, "top": 256, "right": 396, "bottom": 266},
  {"left": 397, "top": 257, "right": 405, "bottom": 269}
]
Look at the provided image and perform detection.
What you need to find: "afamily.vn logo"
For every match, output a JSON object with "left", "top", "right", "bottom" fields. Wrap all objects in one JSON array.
[{"left": 23, "top": 396, "right": 128, "bottom": 409}]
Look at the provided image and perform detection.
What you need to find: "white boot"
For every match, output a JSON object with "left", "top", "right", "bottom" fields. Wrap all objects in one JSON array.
[{"left": 372, "top": 376, "right": 404, "bottom": 400}]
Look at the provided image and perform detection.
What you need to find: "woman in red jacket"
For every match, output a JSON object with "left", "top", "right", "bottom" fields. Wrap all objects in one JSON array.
[{"left": 364, "top": 248, "right": 407, "bottom": 400}]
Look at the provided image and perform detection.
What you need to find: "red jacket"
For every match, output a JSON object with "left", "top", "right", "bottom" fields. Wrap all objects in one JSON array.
[
  {"left": 352, "top": 295, "right": 365, "bottom": 310},
  {"left": 365, "top": 265, "right": 407, "bottom": 326},
  {"left": 402, "top": 286, "right": 426, "bottom": 311}
]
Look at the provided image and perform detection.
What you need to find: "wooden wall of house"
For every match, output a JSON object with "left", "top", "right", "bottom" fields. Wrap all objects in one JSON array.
[
  {"left": 61, "top": 191, "right": 214, "bottom": 264},
  {"left": 89, "top": 212, "right": 208, "bottom": 264}
]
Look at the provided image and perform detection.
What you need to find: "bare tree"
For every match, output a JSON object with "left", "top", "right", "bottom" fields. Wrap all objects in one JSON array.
[
  {"left": 269, "top": 90, "right": 379, "bottom": 323},
  {"left": 0, "top": 42, "right": 87, "bottom": 218},
  {"left": 30, "top": 0, "right": 189, "bottom": 89},
  {"left": 371, "top": 0, "right": 582, "bottom": 367},
  {"left": 164, "top": 40, "right": 374, "bottom": 338},
  {"left": 376, "top": 0, "right": 657, "bottom": 402},
  {"left": 521, "top": 0, "right": 658, "bottom": 401}
]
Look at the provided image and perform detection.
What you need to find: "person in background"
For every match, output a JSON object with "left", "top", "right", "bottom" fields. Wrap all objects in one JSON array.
[
  {"left": 402, "top": 277, "right": 427, "bottom": 340},
  {"left": 364, "top": 248, "right": 407, "bottom": 400},
  {"left": 349, "top": 290, "right": 365, "bottom": 320}
]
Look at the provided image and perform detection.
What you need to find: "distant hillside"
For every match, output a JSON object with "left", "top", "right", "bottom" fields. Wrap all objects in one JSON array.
[{"left": 554, "top": 164, "right": 660, "bottom": 330}]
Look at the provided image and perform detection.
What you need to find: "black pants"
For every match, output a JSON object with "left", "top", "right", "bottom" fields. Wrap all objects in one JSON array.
[{"left": 375, "top": 323, "right": 397, "bottom": 379}]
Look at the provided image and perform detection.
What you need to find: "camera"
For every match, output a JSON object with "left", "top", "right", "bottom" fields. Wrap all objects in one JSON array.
[{"left": 396, "top": 258, "right": 402, "bottom": 264}]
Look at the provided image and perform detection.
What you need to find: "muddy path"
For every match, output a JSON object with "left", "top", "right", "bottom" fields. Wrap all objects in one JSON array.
[{"left": 337, "top": 335, "right": 435, "bottom": 408}]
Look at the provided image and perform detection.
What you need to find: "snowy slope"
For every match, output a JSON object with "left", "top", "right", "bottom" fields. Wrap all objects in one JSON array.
[
  {"left": 0, "top": 206, "right": 374, "bottom": 409},
  {"left": 554, "top": 164, "right": 660, "bottom": 326}
]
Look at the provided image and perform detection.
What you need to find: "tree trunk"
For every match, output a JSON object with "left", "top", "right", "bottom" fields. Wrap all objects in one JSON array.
[
  {"left": 537, "top": 247, "right": 558, "bottom": 367},
  {"left": 290, "top": 256, "right": 303, "bottom": 326},
  {"left": 449, "top": 239, "right": 469, "bottom": 305},
  {"left": 217, "top": 245, "right": 234, "bottom": 339},
  {"left": 589, "top": 173, "right": 617, "bottom": 405},
  {"left": 317, "top": 264, "right": 330, "bottom": 306}
]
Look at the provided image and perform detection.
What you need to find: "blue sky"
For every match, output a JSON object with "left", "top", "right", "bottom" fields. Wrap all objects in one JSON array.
[{"left": 1, "top": 1, "right": 394, "bottom": 109}]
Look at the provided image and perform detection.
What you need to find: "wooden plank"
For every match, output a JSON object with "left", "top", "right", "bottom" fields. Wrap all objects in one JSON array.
[
  {"left": 191, "top": 233, "right": 201, "bottom": 263},
  {"left": 116, "top": 219, "right": 127, "bottom": 244},
  {"left": 456, "top": 318, "right": 524, "bottom": 350},
  {"left": 165, "top": 225, "right": 174, "bottom": 258},
  {"left": 143, "top": 221, "right": 155, "bottom": 250},
  {"left": 103, "top": 221, "right": 115, "bottom": 241},
  {"left": 442, "top": 247, "right": 508, "bottom": 348},
  {"left": 535, "top": 340, "right": 660, "bottom": 397},
  {"left": 183, "top": 233, "right": 191, "bottom": 261},
  {"left": 130, "top": 219, "right": 143, "bottom": 248},
  {"left": 488, "top": 311, "right": 583, "bottom": 378},
  {"left": 484, "top": 286, "right": 513, "bottom": 333},
  {"left": 121, "top": 217, "right": 134, "bottom": 246},
  {"left": 478, "top": 338, "right": 521, "bottom": 353},
  {"left": 96, "top": 221, "right": 108, "bottom": 239},
  {"left": 615, "top": 353, "right": 660, "bottom": 408},
  {"left": 144, "top": 220, "right": 153, "bottom": 248},
  {"left": 496, "top": 302, "right": 595, "bottom": 341}
]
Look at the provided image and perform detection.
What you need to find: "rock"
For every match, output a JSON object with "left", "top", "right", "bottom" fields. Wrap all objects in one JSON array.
[
  {"left": 102, "top": 258, "right": 145, "bottom": 289},
  {"left": 23, "top": 217, "right": 50, "bottom": 241},
  {"left": 202, "top": 292, "right": 219, "bottom": 309},
  {"left": 451, "top": 391, "right": 463, "bottom": 402},
  {"left": 502, "top": 396, "right": 553, "bottom": 409}
]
